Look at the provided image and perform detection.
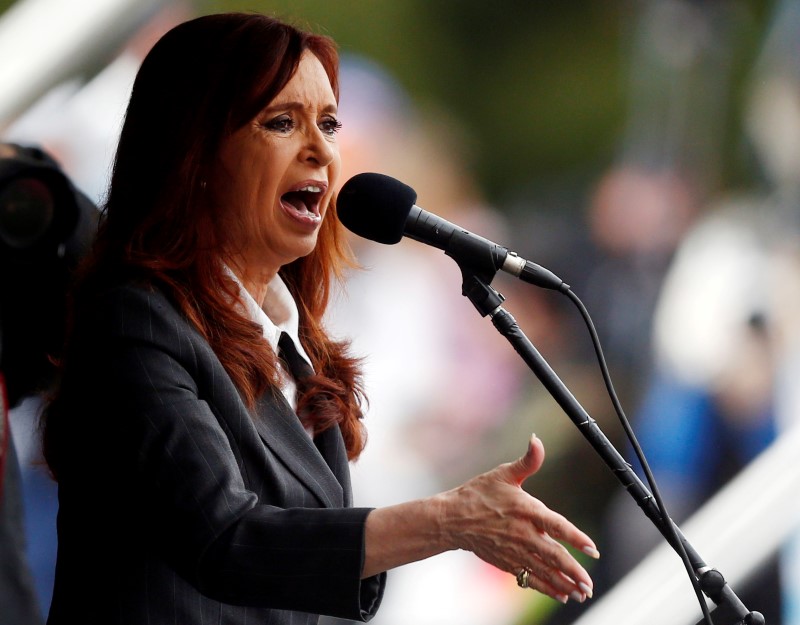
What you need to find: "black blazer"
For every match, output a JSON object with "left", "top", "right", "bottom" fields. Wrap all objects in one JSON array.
[{"left": 46, "top": 283, "right": 385, "bottom": 625}]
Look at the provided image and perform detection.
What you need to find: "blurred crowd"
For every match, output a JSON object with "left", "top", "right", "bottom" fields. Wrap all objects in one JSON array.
[{"left": 3, "top": 1, "right": 800, "bottom": 624}]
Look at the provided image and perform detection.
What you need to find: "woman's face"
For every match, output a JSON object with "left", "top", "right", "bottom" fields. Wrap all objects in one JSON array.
[{"left": 213, "top": 51, "right": 341, "bottom": 279}]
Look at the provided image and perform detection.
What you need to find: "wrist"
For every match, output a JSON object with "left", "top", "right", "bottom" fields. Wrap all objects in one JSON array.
[{"left": 430, "top": 489, "right": 459, "bottom": 552}]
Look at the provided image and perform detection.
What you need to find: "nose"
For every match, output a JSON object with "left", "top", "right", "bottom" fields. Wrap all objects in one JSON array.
[{"left": 301, "top": 126, "right": 336, "bottom": 167}]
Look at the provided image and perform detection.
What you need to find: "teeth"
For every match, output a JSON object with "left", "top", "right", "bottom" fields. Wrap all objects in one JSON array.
[{"left": 297, "top": 185, "right": 322, "bottom": 193}]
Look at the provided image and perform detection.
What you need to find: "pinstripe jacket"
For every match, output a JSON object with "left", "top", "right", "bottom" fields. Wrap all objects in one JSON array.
[{"left": 46, "top": 283, "right": 385, "bottom": 625}]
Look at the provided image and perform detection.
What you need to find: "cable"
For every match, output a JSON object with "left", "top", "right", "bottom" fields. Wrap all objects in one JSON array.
[{"left": 561, "top": 286, "right": 714, "bottom": 625}]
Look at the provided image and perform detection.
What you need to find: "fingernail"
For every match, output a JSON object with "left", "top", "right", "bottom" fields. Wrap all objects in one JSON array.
[
  {"left": 578, "top": 582, "right": 593, "bottom": 599},
  {"left": 556, "top": 594, "right": 569, "bottom": 604},
  {"left": 582, "top": 546, "right": 600, "bottom": 559},
  {"left": 569, "top": 590, "right": 585, "bottom": 603}
]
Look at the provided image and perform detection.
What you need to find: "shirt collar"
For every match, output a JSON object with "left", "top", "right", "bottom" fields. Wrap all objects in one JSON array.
[{"left": 223, "top": 265, "right": 314, "bottom": 370}]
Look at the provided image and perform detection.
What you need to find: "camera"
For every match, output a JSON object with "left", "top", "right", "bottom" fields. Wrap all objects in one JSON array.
[{"left": 0, "top": 143, "right": 97, "bottom": 407}]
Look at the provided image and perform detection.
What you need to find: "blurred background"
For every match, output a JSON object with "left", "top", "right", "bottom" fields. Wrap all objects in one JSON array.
[{"left": 2, "top": 0, "right": 800, "bottom": 624}]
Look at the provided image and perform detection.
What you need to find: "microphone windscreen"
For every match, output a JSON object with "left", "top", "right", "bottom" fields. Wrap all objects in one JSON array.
[{"left": 337, "top": 172, "right": 417, "bottom": 244}]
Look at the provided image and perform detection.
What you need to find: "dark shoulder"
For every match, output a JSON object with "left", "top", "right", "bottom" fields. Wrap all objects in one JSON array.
[
  {"left": 68, "top": 280, "right": 227, "bottom": 394},
  {"left": 80, "top": 281, "right": 197, "bottom": 346}
]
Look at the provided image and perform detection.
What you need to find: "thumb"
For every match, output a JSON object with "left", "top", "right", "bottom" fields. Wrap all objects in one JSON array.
[{"left": 504, "top": 434, "right": 545, "bottom": 486}]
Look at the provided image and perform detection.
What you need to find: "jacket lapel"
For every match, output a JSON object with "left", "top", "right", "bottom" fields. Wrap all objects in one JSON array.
[
  {"left": 314, "top": 425, "right": 353, "bottom": 506},
  {"left": 252, "top": 392, "right": 344, "bottom": 508}
]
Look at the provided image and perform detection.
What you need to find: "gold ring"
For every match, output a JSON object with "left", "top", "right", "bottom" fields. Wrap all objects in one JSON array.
[{"left": 516, "top": 567, "right": 532, "bottom": 589}]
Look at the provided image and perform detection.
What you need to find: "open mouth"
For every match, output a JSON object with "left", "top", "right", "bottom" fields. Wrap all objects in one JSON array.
[{"left": 281, "top": 183, "right": 325, "bottom": 222}]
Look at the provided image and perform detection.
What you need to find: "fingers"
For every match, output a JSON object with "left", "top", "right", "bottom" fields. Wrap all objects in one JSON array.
[
  {"left": 503, "top": 433, "right": 545, "bottom": 486},
  {"left": 537, "top": 506, "right": 599, "bottom": 562},
  {"left": 515, "top": 558, "right": 590, "bottom": 604},
  {"left": 463, "top": 496, "right": 597, "bottom": 603},
  {"left": 531, "top": 529, "right": 596, "bottom": 599}
]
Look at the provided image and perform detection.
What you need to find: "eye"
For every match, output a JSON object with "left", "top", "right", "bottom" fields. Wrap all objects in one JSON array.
[
  {"left": 319, "top": 116, "right": 342, "bottom": 136},
  {"left": 264, "top": 115, "right": 295, "bottom": 134}
]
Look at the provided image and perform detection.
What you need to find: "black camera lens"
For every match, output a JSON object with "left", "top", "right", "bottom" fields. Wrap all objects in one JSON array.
[{"left": 0, "top": 177, "right": 55, "bottom": 249}]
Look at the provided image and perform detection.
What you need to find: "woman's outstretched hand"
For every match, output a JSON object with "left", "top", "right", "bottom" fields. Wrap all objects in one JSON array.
[
  {"left": 437, "top": 434, "right": 598, "bottom": 603},
  {"left": 362, "top": 434, "right": 599, "bottom": 604}
]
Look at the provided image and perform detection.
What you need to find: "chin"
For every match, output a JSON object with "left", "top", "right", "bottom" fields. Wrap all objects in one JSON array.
[{"left": 285, "top": 238, "right": 320, "bottom": 264}]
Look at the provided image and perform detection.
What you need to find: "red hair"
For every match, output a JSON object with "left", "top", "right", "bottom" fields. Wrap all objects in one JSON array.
[{"left": 43, "top": 13, "right": 367, "bottom": 477}]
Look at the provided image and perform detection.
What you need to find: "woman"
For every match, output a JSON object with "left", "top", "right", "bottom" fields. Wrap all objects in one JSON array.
[{"left": 42, "top": 12, "right": 598, "bottom": 625}]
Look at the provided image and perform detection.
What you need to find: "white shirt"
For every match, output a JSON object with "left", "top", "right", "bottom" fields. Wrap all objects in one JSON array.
[{"left": 223, "top": 266, "right": 315, "bottom": 418}]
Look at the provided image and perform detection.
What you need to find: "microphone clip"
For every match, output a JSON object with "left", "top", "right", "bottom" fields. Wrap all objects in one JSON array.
[
  {"left": 444, "top": 229, "right": 507, "bottom": 316},
  {"left": 462, "top": 273, "right": 505, "bottom": 318}
]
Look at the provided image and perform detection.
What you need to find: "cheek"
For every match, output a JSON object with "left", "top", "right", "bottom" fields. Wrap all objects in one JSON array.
[
  {"left": 221, "top": 177, "right": 280, "bottom": 246},
  {"left": 324, "top": 152, "right": 343, "bottom": 215},
  {"left": 246, "top": 183, "right": 281, "bottom": 239},
  {"left": 331, "top": 146, "right": 342, "bottom": 182},
  {"left": 230, "top": 160, "right": 280, "bottom": 212}
]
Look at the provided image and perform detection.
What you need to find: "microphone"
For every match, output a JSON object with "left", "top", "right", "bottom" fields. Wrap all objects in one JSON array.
[{"left": 337, "top": 172, "right": 567, "bottom": 291}]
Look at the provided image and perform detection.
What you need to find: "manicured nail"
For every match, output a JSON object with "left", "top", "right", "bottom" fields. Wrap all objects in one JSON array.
[
  {"left": 569, "top": 590, "right": 585, "bottom": 603},
  {"left": 556, "top": 594, "right": 569, "bottom": 604},
  {"left": 582, "top": 546, "right": 600, "bottom": 559},
  {"left": 578, "top": 582, "right": 593, "bottom": 599}
]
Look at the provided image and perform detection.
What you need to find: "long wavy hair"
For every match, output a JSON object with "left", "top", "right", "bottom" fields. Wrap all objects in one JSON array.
[{"left": 42, "top": 13, "right": 367, "bottom": 476}]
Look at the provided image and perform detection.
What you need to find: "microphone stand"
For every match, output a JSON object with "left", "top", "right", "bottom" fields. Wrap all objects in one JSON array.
[{"left": 456, "top": 262, "right": 765, "bottom": 625}]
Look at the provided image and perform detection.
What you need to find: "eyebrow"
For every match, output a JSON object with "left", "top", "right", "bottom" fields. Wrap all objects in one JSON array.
[{"left": 262, "top": 100, "right": 338, "bottom": 115}]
